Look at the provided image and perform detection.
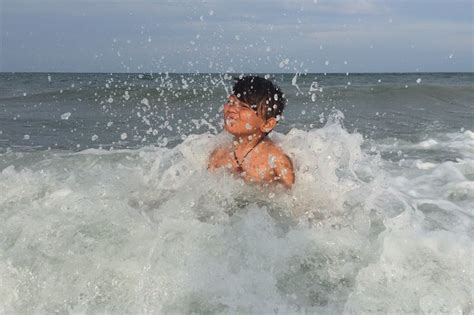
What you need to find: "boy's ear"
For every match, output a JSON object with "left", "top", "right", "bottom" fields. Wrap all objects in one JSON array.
[{"left": 260, "top": 117, "right": 277, "bottom": 133}]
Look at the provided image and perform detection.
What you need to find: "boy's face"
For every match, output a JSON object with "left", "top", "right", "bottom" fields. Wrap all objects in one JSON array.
[{"left": 223, "top": 95, "right": 266, "bottom": 137}]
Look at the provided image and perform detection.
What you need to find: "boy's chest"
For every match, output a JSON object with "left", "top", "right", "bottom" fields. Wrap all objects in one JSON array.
[{"left": 221, "top": 150, "right": 277, "bottom": 183}]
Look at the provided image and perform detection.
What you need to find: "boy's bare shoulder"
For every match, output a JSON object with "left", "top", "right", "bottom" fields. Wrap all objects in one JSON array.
[
  {"left": 262, "top": 139, "right": 289, "bottom": 159},
  {"left": 262, "top": 140, "right": 295, "bottom": 187},
  {"left": 210, "top": 145, "right": 231, "bottom": 158}
]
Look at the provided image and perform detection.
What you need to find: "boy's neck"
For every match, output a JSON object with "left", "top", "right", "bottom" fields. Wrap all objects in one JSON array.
[{"left": 233, "top": 133, "right": 266, "bottom": 152}]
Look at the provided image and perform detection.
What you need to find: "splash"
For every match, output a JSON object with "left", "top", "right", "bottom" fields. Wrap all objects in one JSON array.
[{"left": 0, "top": 115, "right": 472, "bottom": 313}]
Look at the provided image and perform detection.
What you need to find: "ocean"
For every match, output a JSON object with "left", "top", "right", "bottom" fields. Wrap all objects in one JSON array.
[{"left": 0, "top": 72, "right": 473, "bottom": 313}]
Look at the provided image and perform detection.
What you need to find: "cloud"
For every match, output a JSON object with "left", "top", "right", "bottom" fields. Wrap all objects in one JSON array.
[
  {"left": 305, "top": 0, "right": 384, "bottom": 15},
  {"left": 2, "top": 0, "right": 472, "bottom": 72}
]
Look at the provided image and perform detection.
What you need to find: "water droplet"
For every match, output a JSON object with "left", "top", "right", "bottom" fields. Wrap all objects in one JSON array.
[
  {"left": 140, "top": 98, "right": 150, "bottom": 107},
  {"left": 279, "top": 58, "right": 289, "bottom": 68}
]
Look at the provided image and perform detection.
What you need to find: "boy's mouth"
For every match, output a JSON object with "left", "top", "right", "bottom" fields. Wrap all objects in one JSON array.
[
  {"left": 224, "top": 114, "right": 239, "bottom": 125},
  {"left": 225, "top": 118, "right": 236, "bottom": 126}
]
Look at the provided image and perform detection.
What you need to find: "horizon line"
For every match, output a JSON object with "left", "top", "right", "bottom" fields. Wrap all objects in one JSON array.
[{"left": 1, "top": 71, "right": 473, "bottom": 75}]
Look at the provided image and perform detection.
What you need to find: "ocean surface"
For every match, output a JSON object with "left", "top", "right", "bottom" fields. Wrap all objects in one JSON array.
[{"left": 0, "top": 72, "right": 473, "bottom": 313}]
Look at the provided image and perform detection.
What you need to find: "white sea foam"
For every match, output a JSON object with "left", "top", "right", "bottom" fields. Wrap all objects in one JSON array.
[
  {"left": 60, "top": 112, "right": 71, "bottom": 120},
  {"left": 417, "top": 138, "right": 438, "bottom": 148},
  {"left": 416, "top": 160, "right": 437, "bottom": 170},
  {"left": 0, "top": 116, "right": 472, "bottom": 313}
]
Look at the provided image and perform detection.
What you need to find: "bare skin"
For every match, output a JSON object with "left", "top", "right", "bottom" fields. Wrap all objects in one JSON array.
[{"left": 208, "top": 95, "right": 295, "bottom": 189}]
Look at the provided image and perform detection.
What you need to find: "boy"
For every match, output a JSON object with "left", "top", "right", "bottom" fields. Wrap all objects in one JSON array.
[{"left": 208, "top": 75, "right": 295, "bottom": 189}]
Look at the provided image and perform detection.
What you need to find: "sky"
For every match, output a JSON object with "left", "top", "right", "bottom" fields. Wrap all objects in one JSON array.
[{"left": 1, "top": 0, "right": 472, "bottom": 73}]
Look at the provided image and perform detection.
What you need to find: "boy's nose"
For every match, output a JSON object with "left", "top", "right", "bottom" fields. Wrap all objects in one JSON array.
[{"left": 224, "top": 102, "right": 237, "bottom": 113}]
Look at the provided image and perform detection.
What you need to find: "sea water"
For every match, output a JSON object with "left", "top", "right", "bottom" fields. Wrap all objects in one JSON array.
[{"left": 0, "top": 72, "right": 473, "bottom": 313}]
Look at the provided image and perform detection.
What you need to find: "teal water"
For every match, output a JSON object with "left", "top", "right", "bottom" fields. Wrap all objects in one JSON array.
[{"left": 1, "top": 72, "right": 472, "bottom": 152}]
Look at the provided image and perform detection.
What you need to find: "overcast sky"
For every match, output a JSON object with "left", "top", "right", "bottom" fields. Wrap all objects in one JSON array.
[{"left": 1, "top": 0, "right": 472, "bottom": 73}]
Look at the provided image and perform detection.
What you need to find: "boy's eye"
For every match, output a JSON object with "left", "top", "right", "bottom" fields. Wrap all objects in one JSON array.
[{"left": 226, "top": 98, "right": 257, "bottom": 112}]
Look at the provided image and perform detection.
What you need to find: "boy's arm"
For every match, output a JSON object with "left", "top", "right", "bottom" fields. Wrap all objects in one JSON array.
[
  {"left": 274, "top": 153, "right": 295, "bottom": 189},
  {"left": 208, "top": 147, "right": 225, "bottom": 170}
]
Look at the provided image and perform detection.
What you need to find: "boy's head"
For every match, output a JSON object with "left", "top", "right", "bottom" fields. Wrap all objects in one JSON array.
[
  {"left": 232, "top": 75, "right": 286, "bottom": 120},
  {"left": 224, "top": 76, "right": 286, "bottom": 137}
]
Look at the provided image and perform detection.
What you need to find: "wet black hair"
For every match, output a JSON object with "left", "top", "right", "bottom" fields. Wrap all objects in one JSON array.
[{"left": 232, "top": 75, "right": 286, "bottom": 121}]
